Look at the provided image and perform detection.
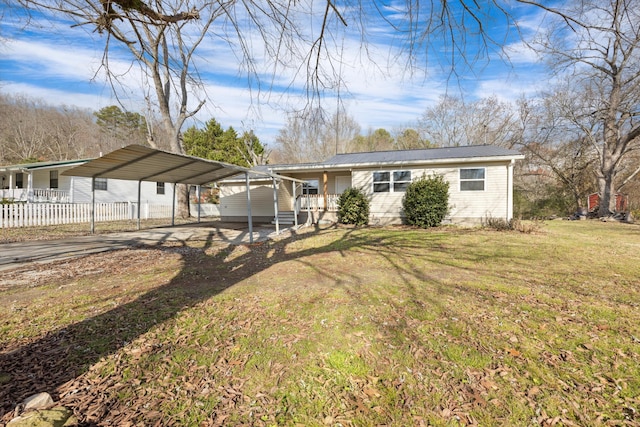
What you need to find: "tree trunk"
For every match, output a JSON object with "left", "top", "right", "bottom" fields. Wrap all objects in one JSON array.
[
  {"left": 177, "top": 184, "right": 190, "bottom": 219},
  {"left": 597, "top": 173, "right": 616, "bottom": 217}
]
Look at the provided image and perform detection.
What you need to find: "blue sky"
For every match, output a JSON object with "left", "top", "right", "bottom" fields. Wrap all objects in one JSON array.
[{"left": 0, "top": 1, "right": 549, "bottom": 147}]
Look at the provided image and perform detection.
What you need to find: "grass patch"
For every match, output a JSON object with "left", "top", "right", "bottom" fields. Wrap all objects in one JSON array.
[{"left": 1, "top": 220, "right": 639, "bottom": 426}]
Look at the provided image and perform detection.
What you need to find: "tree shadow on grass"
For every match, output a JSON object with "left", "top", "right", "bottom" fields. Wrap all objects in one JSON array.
[
  {"left": 0, "top": 224, "right": 374, "bottom": 420},
  {"left": 0, "top": 224, "right": 525, "bottom": 424}
]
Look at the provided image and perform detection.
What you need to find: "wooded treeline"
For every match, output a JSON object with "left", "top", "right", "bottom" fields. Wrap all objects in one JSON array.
[
  {"left": 0, "top": 94, "right": 151, "bottom": 163},
  {"left": 6, "top": 0, "right": 637, "bottom": 218},
  {"left": 2, "top": 90, "right": 638, "bottom": 218}
]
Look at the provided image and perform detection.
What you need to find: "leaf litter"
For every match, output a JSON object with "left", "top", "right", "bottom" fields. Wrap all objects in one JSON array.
[{"left": 0, "top": 222, "right": 639, "bottom": 426}]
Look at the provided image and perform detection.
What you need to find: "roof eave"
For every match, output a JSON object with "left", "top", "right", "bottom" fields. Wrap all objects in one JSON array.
[{"left": 273, "top": 154, "right": 525, "bottom": 172}]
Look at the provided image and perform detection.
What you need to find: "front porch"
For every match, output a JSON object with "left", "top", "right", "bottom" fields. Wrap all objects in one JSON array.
[
  {"left": 297, "top": 193, "right": 340, "bottom": 212},
  {"left": 273, "top": 194, "right": 340, "bottom": 226},
  {"left": 0, "top": 188, "right": 70, "bottom": 203}
]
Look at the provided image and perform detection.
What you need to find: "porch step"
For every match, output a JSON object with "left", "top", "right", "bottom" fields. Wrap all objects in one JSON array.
[{"left": 272, "top": 211, "right": 296, "bottom": 225}]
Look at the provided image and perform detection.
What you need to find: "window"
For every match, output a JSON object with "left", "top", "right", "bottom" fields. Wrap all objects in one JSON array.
[
  {"left": 93, "top": 177, "right": 108, "bottom": 191},
  {"left": 49, "top": 170, "right": 59, "bottom": 189},
  {"left": 373, "top": 172, "right": 390, "bottom": 192},
  {"left": 157, "top": 182, "right": 165, "bottom": 195},
  {"left": 393, "top": 171, "right": 412, "bottom": 192},
  {"left": 15, "top": 173, "right": 24, "bottom": 189},
  {"left": 373, "top": 170, "right": 411, "bottom": 193},
  {"left": 303, "top": 179, "right": 319, "bottom": 195},
  {"left": 460, "top": 168, "right": 485, "bottom": 191}
]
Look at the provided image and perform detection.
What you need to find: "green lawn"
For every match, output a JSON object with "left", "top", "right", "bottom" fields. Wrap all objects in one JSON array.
[{"left": 1, "top": 220, "right": 639, "bottom": 426}]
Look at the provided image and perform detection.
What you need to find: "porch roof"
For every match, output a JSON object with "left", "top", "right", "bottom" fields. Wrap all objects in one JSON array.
[{"left": 0, "top": 158, "right": 91, "bottom": 172}]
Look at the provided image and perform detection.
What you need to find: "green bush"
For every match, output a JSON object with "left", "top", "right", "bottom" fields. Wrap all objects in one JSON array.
[
  {"left": 482, "top": 215, "right": 545, "bottom": 234},
  {"left": 337, "top": 187, "right": 370, "bottom": 225},
  {"left": 402, "top": 174, "right": 450, "bottom": 228}
]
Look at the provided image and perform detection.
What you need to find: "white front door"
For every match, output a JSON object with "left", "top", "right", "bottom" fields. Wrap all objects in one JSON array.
[{"left": 335, "top": 176, "right": 351, "bottom": 195}]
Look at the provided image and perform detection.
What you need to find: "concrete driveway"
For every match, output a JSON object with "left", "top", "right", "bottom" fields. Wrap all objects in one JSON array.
[{"left": 0, "top": 221, "right": 285, "bottom": 272}]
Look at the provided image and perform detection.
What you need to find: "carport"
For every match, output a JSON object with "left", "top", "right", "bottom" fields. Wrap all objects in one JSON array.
[{"left": 63, "top": 144, "right": 304, "bottom": 243}]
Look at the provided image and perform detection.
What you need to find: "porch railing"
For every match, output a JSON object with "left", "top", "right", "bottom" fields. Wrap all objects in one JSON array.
[
  {"left": 0, "top": 188, "right": 70, "bottom": 203},
  {"left": 297, "top": 194, "right": 339, "bottom": 212},
  {"left": 32, "top": 189, "right": 70, "bottom": 203}
]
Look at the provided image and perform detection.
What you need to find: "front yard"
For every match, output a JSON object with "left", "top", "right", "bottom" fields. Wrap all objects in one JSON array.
[{"left": 1, "top": 220, "right": 639, "bottom": 426}]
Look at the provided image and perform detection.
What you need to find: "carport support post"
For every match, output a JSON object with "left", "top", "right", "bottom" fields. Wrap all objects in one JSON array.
[
  {"left": 245, "top": 172, "right": 254, "bottom": 244},
  {"left": 171, "top": 182, "right": 176, "bottom": 226},
  {"left": 306, "top": 190, "right": 311, "bottom": 225},
  {"left": 293, "top": 182, "right": 298, "bottom": 227},
  {"left": 90, "top": 177, "right": 95, "bottom": 234},
  {"left": 137, "top": 180, "right": 142, "bottom": 230},
  {"left": 272, "top": 177, "right": 279, "bottom": 235},
  {"left": 197, "top": 185, "right": 201, "bottom": 223}
]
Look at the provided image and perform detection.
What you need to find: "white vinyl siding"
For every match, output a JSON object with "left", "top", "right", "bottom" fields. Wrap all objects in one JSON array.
[
  {"left": 30, "top": 168, "right": 75, "bottom": 193},
  {"left": 219, "top": 182, "right": 275, "bottom": 217},
  {"left": 354, "top": 163, "right": 509, "bottom": 224},
  {"left": 72, "top": 178, "right": 175, "bottom": 203}
]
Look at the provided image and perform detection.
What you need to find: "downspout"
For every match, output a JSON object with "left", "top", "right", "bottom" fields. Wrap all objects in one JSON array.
[
  {"left": 507, "top": 160, "right": 514, "bottom": 221},
  {"left": 273, "top": 177, "right": 280, "bottom": 235},
  {"left": 245, "top": 172, "right": 254, "bottom": 244}
]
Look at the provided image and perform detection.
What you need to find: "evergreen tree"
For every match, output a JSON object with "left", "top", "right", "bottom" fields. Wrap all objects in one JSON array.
[{"left": 182, "top": 118, "right": 265, "bottom": 167}]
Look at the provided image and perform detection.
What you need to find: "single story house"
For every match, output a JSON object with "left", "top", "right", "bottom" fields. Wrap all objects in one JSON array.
[
  {"left": 0, "top": 158, "right": 177, "bottom": 205},
  {"left": 219, "top": 145, "right": 525, "bottom": 225}
]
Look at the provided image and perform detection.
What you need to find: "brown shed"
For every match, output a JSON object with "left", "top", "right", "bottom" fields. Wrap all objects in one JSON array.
[{"left": 587, "top": 192, "right": 628, "bottom": 212}]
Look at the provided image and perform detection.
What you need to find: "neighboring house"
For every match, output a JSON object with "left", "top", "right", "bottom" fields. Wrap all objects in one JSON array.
[
  {"left": 219, "top": 145, "right": 525, "bottom": 225},
  {"left": 0, "top": 158, "right": 177, "bottom": 205}
]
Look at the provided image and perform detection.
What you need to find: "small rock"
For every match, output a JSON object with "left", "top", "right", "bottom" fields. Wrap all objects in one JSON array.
[
  {"left": 7, "top": 406, "right": 77, "bottom": 427},
  {"left": 625, "top": 212, "right": 635, "bottom": 224},
  {"left": 23, "top": 392, "right": 54, "bottom": 411}
]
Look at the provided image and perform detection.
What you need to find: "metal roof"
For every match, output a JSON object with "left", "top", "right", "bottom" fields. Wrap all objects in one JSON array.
[
  {"left": 322, "top": 145, "right": 523, "bottom": 166},
  {"left": 0, "top": 158, "right": 92, "bottom": 171},
  {"left": 61, "top": 145, "right": 252, "bottom": 185},
  {"left": 266, "top": 145, "right": 524, "bottom": 173}
]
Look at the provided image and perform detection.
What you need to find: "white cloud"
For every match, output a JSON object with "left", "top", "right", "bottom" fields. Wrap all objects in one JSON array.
[
  {"left": 1, "top": 2, "right": 557, "bottom": 150},
  {"left": 0, "top": 82, "right": 112, "bottom": 110},
  {"left": 1, "top": 38, "right": 102, "bottom": 81}
]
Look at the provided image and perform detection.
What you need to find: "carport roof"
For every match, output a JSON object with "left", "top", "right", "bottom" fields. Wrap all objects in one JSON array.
[{"left": 62, "top": 144, "right": 257, "bottom": 185}]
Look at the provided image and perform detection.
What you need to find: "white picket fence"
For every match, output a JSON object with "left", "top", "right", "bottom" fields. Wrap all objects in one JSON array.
[{"left": 0, "top": 202, "right": 220, "bottom": 228}]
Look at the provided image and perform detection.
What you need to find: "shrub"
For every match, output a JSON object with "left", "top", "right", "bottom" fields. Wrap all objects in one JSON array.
[
  {"left": 482, "top": 215, "right": 544, "bottom": 234},
  {"left": 402, "top": 174, "right": 449, "bottom": 228},
  {"left": 337, "top": 187, "right": 370, "bottom": 225}
]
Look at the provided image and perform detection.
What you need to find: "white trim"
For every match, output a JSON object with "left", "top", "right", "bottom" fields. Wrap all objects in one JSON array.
[
  {"left": 271, "top": 155, "right": 525, "bottom": 173},
  {"left": 459, "top": 167, "right": 486, "bottom": 192}
]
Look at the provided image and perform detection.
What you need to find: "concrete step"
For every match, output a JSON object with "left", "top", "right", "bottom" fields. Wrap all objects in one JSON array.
[{"left": 272, "top": 211, "right": 296, "bottom": 225}]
